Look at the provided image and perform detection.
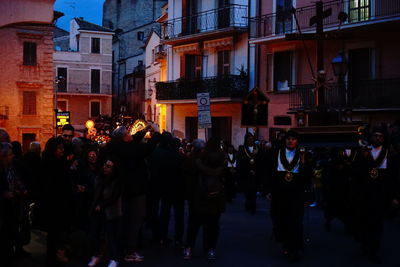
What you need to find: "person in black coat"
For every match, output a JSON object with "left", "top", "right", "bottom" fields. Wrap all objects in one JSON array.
[
  {"left": 183, "top": 137, "right": 226, "bottom": 260},
  {"left": 105, "top": 125, "right": 157, "bottom": 263},
  {"left": 351, "top": 127, "right": 400, "bottom": 263},
  {"left": 266, "top": 130, "right": 310, "bottom": 263},
  {"left": 237, "top": 133, "right": 262, "bottom": 214},
  {"left": 89, "top": 158, "right": 123, "bottom": 267},
  {"left": 0, "top": 142, "right": 27, "bottom": 266},
  {"left": 148, "top": 132, "right": 185, "bottom": 246},
  {"left": 74, "top": 146, "right": 100, "bottom": 231},
  {"left": 37, "top": 137, "right": 74, "bottom": 267},
  {"left": 323, "top": 148, "right": 355, "bottom": 233}
]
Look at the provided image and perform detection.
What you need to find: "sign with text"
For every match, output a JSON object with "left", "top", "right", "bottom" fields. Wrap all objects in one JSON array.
[
  {"left": 196, "top": 93, "right": 211, "bottom": 129},
  {"left": 56, "top": 111, "right": 71, "bottom": 128}
]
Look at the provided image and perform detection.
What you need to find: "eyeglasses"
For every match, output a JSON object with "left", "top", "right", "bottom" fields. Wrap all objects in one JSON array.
[{"left": 62, "top": 134, "right": 73, "bottom": 138}]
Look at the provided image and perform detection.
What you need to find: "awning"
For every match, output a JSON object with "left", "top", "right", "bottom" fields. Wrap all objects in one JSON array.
[
  {"left": 174, "top": 43, "right": 199, "bottom": 53},
  {"left": 204, "top": 37, "right": 233, "bottom": 49}
]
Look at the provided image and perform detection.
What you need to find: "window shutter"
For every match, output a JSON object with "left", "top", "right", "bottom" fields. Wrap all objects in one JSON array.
[
  {"left": 57, "top": 68, "right": 68, "bottom": 92},
  {"left": 195, "top": 55, "right": 202, "bottom": 78},
  {"left": 23, "top": 91, "right": 36, "bottom": 115},
  {"left": 91, "top": 38, "right": 100, "bottom": 53},
  {"left": 217, "top": 51, "right": 223, "bottom": 76},
  {"left": 91, "top": 69, "right": 100, "bottom": 93},
  {"left": 91, "top": 102, "right": 100, "bottom": 117},
  {"left": 180, "top": 55, "right": 186, "bottom": 78},
  {"left": 23, "top": 42, "right": 37, "bottom": 66}
]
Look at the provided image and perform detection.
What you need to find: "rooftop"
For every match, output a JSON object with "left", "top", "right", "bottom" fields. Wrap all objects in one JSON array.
[{"left": 74, "top": 17, "right": 114, "bottom": 33}]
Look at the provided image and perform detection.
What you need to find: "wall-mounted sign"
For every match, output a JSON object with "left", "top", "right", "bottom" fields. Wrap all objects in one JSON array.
[
  {"left": 197, "top": 92, "right": 212, "bottom": 129},
  {"left": 56, "top": 111, "right": 70, "bottom": 128}
]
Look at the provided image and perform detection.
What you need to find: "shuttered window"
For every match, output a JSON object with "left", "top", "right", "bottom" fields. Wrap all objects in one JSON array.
[
  {"left": 217, "top": 50, "right": 231, "bottom": 76},
  {"left": 91, "top": 38, "right": 100, "bottom": 53},
  {"left": 57, "top": 67, "right": 67, "bottom": 92},
  {"left": 184, "top": 54, "right": 202, "bottom": 79},
  {"left": 23, "top": 42, "right": 37, "bottom": 66},
  {"left": 91, "top": 69, "right": 100, "bottom": 93},
  {"left": 90, "top": 101, "right": 100, "bottom": 117},
  {"left": 273, "top": 51, "right": 292, "bottom": 91},
  {"left": 23, "top": 91, "right": 36, "bottom": 115}
]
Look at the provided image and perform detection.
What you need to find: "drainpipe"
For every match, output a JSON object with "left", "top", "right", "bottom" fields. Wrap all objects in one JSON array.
[
  {"left": 171, "top": 104, "right": 174, "bottom": 134},
  {"left": 247, "top": 0, "right": 251, "bottom": 90}
]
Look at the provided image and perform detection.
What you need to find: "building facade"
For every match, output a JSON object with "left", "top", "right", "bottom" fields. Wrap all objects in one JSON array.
[
  {"left": 156, "top": 0, "right": 249, "bottom": 147},
  {"left": 53, "top": 18, "right": 113, "bottom": 132},
  {"left": 103, "top": 0, "right": 168, "bottom": 116},
  {"left": 0, "top": 0, "right": 56, "bottom": 151},
  {"left": 249, "top": 0, "right": 400, "bottom": 141},
  {"left": 144, "top": 30, "right": 168, "bottom": 132}
]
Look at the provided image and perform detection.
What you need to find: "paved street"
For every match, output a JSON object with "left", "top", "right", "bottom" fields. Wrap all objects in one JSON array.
[{"left": 17, "top": 195, "right": 400, "bottom": 267}]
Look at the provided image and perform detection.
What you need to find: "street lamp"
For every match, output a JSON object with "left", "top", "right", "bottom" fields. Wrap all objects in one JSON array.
[{"left": 331, "top": 51, "right": 348, "bottom": 77}]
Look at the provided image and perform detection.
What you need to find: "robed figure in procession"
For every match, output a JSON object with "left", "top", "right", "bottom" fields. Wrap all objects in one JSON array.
[
  {"left": 266, "top": 130, "right": 310, "bottom": 263},
  {"left": 323, "top": 148, "right": 357, "bottom": 233},
  {"left": 237, "top": 133, "right": 262, "bottom": 214},
  {"left": 351, "top": 127, "right": 400, "bottom": 263}
]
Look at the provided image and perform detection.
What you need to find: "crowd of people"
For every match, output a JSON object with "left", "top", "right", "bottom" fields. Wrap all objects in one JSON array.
[{"left": 0, "top": 123, "right": 399, "bottom": 267}]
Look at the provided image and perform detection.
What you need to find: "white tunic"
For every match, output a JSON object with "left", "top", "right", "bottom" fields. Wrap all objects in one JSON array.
[
  {"left": 370, "top": 146, "right": 387, "bottom": 169},
  {"left": 277, "top": 148, "right": 300, "bottom": 173}
]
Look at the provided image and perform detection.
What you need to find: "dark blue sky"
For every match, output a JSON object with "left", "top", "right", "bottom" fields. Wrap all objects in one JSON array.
[{"left": 54, "top": 0, "right": 105, "bottom": 31}]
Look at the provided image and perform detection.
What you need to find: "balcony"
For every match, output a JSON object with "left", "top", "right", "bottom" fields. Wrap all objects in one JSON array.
[
  {"left": 55, "top": 82, "right": 112, "bottom": 95},
  {"left": 289, "top": 78, "right": 400, "bottom": 111},
  {"left": 250, "top": 0, "right": 400, "bottom": 40},
  {"left": 161, "top": 4, "right": 247, "bottom": 44},
  {"left": 156, "top": 75, "right": 248, "bottom": 101},
  {"left": 155, "top": 44, "right": 167, "bottom": 61}
]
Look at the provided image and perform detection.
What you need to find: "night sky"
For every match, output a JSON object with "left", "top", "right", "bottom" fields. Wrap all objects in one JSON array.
[{"left": 54, "top": 0, "right": 105, "bottom": 31}]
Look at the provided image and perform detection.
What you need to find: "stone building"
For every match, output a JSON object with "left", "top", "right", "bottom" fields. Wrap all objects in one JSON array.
[
  {"left": 103, "top": 0, "right": 168, "bottom": 116},
  {"left": 249, "top": 0, "right": 400, "bottom": 141},
  {"left": 53, "top": 18, "right": 113, "bottom": 132},
  {"left": 0, "top": 0, "right": 57, "bottom": 151},
  {"left": 155, "top": 0, "right": 249, "bottom": 147}
]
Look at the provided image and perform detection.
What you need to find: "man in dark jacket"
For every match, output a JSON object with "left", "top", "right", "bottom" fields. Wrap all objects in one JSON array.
[
  {"left": 351, "top": 127, "right": 399, "bottom": 263},
  {"left": 148, "top": 133, "right": 185, "bottom": 246},
  {"left": 183, "top": 138, "right": 226, "bottom": 260},
  {"left": 266, "top": 130, "right": 310, "bottom": 262},
  {"left": 106, "top": 125, "right": 157, "bottom": 263}
]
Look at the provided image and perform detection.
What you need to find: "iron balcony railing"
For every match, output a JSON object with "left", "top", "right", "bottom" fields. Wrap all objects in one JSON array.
[
  {"left": 54, "top": 82, "right": 112, "bottom": 95},
  {"left": 289, "top": 78, "right": 400, "bottom": 110},
  {"left": 161, "top": 4, "right": 247, "bottom": 40},
  {"left": 250, "top": 0, "right": 400, "bottom": 39},
  {"left": 156, "top": 75, "right": 248, "bottom": 100}
]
